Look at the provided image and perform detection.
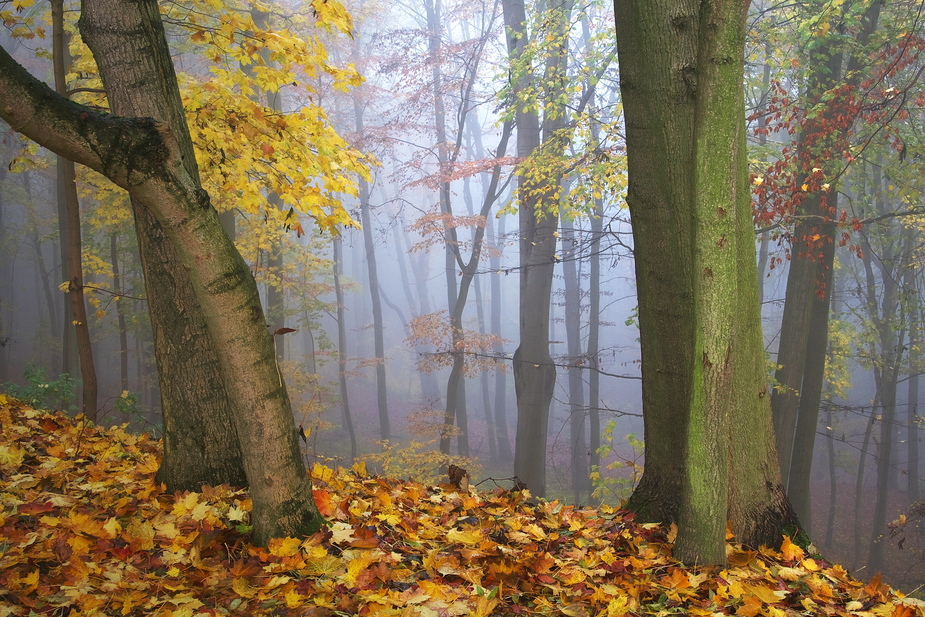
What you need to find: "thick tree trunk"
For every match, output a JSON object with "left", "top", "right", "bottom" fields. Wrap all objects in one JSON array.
[
  {"left": 72, "top": 0, "right": 247, "bottom": 490},
  {"left": 616, "top": 0, "right": 798, "bottom": 564}
]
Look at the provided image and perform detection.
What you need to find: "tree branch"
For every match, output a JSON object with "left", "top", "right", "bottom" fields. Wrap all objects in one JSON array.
[{"left": 0, "top": 43, "right": 172, "bottom": 190}]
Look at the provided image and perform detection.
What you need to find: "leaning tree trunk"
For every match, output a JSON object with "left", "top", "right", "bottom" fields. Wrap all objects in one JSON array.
[
  {"left": 0, "top": 0, "right": 324, "bottom": 544},
  {"left": 616, "top": 0, "right": 798, "bottom": 565},
  {"left": 71, "top": 0, "right": 247, "bottom": 490}
]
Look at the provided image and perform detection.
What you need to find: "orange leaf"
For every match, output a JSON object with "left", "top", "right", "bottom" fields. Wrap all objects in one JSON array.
[
  {"left": 780, "top": 536, "right": 804, "bottom": 562},
  {"left": 313, "top": 488, "right": 336, "bottom": 517}
]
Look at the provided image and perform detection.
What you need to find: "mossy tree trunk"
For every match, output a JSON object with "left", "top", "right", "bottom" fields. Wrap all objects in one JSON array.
[
  {"left": 615, "top": 0, "right": 799, "bottom": 565},
  {"left": 0, "top": 0, "right": 323, "bottom": 545}
]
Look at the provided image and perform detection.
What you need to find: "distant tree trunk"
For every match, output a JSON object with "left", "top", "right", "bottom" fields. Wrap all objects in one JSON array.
[
  {"left": 908, "top": 330, "right": 921, "bottom": 504},
  {"left": 617, "top": 0, "right": 798, "bottom": 564},
  {"left": 53, "top": 0, "right": 97, "bottom": 419},
  {"left": 424, "top": 0, "right": 497, "bottom": 457},
  {"left": 474, "top": 279, "right": 498, "bottom": 461},
  {"left": 585, "top": 111, "right": 605, "bottom": 482},
  {"left": 351, "top": 42, "right": 389, "bottom": 443},
  {"left": 466, "top": 103, "right": 513, "bottom": 462},
  {"left": 853, "top": 397, "right": 877, "bottom": 570},
  {"left": 50, "top": 0, "right": 75, "bottom": 379},
  {"left": 503, "top": 0, "right": 571, "bottom": 498},
  {"left": 772, "top": 0, "right": 882, "bottom": 512},
  {"left": 23, "top": 175, "right": 60, "bottom": 344},
  {"left": 823, "top": 274, "right": 845, "bottom": 551},
  {"left": 824, "top": 402, "right": 837, "bottom": 549},
  {"left": 392, "top": 217, "right": 442, "bottom": 404},
  {"left": 861, "top": 219, "right": 909, "bottom": 571},
  {"left": 0, "top": 158, "right": 7, "bottom": 381},
  {"left": 562, "top": 220, "right": 588, "bottom": 504},
  {"left": 111, "top": 233, "right": 129, "bottom": 393},
  {"left": 358, "top": 183, "right": 389, "bottom": 443},
  {"left": 437, "top": 121, "right": 513, "bottom": 459},
  {"left": 333, "top": 237, "right": 357, "bottom": 462},
  {"left": 489, "top": 214, "right": 513, "bottom": 462}
]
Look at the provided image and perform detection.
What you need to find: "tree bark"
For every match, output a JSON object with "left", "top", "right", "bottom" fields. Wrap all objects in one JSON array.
[
  {"left": 71, "top": 0, "right": 248, "bottom": 490},
  {"left": 110, "top": 233, "right": 129, "bottom": 393},
  {"left": 616, "top": 0, "right": 798, "bottom": 564}
]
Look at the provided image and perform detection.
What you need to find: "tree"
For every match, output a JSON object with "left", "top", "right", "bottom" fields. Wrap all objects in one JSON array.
[
  {"left": 768, "top": 0, "right": 883, "bottom": 529},
  {"left": 502, "top": 0, "right": 573, "bottom": 498},
  {"left": 615, "top": 0, "right": 798, "bottom": 564},
  {"left": 52, "top": 0, "right": 97, "bottom": 420},
  {"left": 0, "top": 0, "right": 329, "bottom": 545}
]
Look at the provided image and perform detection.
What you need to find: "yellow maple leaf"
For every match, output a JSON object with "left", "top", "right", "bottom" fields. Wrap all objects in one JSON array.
[
  {"left": 268, "top": 536, "right": 302, "bottom": 558},
  {"left": 446, "top": 527, "right": 482, "bottom": 546},
  {"left": 232, "top": 577, "right": 258, "bottom": 598},
  {"left": 284, "top": 588, "right": 305, "bottom": 608},
  {"left": 343, "top": 552, "right": 377, "bottom": 586}
]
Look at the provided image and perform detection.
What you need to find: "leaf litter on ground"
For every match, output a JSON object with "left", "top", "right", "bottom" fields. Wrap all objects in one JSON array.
[{"left": 0, "top": 394, "right": 922, "bottom": 617}]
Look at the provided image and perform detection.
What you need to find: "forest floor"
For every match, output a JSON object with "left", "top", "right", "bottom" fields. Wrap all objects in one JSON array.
[{"left": 1, "top": 395, "right": 923, "bottom": 617}]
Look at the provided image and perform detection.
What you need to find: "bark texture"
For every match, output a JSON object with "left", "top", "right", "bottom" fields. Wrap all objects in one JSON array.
[
  {"left": 74, "top": 0, "right": 247, "bottom": 490},
  {"left": 615, "top": 0, "right": 798, "bottom": 564}
]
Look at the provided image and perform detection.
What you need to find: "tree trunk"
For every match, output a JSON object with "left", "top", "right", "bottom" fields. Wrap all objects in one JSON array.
[
  {"left": 111, "top": 233, "right": 129, "bottom": 393},
  {"left": 503, "top": 0, "right": 571, "bottom": 498},
  {"left": 333, "top": 237, "right": 358, "bottom": 462},
  {"left": 616, "top": 0, "right": 798, "bottom": 564},
  {"left": 562, "top": 220, "right": 588, "bottom": 504},
  {"left": 71, "top": 0, "right": 248, "bottom": 490},
  {"left": 489, "top": 214, "right": 513, "bottom": 461},
  {"left": 351, "top": 55, "right": 390, "bottom": 442},
  {"left": 908, "top": 326, "right": 920, "bottom": 503},
  {"left": 53, "top": 0, "right": 97, "bottom": 418},
  {"left": 0, "top": 0, "right": 325, "bottom": 544},
  {"left": 771, "top": 0, "right": 882, "bottom": 506}
]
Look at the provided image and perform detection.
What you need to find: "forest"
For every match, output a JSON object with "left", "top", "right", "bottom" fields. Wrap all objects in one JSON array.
[{"left": 2, "top": 0, "right": 925, "bottom": 611}]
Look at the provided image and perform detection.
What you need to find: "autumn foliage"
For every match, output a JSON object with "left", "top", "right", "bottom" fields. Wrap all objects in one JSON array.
[{"left": 0, "top": 395, "right": 922, "bottom": 617}]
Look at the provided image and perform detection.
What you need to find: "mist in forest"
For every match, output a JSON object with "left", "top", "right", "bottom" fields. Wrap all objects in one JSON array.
[{"left": 2, "top": 0, "right": 925, "bottom": 596}]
